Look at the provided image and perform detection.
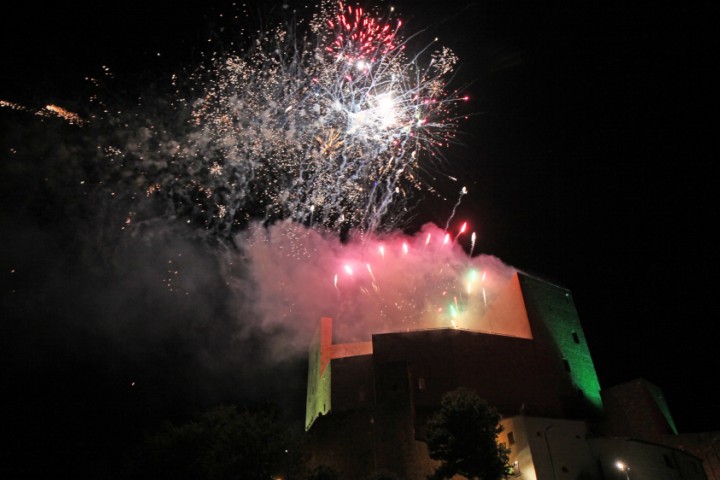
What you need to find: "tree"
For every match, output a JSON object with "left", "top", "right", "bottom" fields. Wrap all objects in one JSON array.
[
  {"left": 425, "top": 388, "right": 510, "bottom": 480},
  {"left": 127, "top": 404, "right": 306, "bottom": 480}
]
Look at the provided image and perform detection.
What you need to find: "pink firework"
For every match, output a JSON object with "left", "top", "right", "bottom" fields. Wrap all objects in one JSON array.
[{"left": 326, "top": 2, "right": 401, "bottom": 63}]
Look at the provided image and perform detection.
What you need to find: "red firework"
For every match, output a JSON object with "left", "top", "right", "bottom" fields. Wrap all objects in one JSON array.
[{"left": 325, "top": 2, "right": 401, "bottom": 62}]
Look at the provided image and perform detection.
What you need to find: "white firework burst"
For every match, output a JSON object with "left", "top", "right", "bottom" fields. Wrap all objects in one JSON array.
[{"left": 96, "top": 0, "right": 466, "bottom": 240}]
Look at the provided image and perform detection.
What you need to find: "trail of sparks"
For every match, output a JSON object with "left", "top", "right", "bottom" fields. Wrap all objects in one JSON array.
[
  {"left": 444, "top": 186, "right": 467, "bottom": 231},
  {"left": 1, "top": 99, "right": 84, "bottom": 125}
]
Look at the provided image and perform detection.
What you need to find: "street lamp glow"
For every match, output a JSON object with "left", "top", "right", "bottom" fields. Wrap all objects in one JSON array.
[{"left": 615, "top": 461, "right": 630, "bottom": 480}]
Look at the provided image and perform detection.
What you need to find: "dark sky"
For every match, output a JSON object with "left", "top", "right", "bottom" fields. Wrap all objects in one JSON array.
[{"left": 1, "top": 0, "right": 719, "bottom": 475}]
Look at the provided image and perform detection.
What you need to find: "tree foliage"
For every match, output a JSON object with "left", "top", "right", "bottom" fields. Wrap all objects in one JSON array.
[
  {"left": 128, "top": 404, "right": 305, "bottom": 480},
  {"left": 425, "top": 388, "right": 510, "bottom": 480}
]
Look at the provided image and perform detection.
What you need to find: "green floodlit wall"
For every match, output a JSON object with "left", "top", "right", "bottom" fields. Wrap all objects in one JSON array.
[
  {"left": 518, "top": 273, "right": 604, "bottom": 415},
  {"left": 305, "top": 330, "right": 331, "bottom": 431}
]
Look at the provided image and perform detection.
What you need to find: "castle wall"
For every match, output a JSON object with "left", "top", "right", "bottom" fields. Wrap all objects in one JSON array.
[
  {"left": 601, "top": 378, "right": 679, "bottom": 437},
  {"left": 371, "top": 328, "right": 579, "bottom": 422},
  {"left": 305, "top": 272, "right": 607, "bottom": 478},
  {"left": 518, "top": 273, "right": 604, "bottom": 415},
  {"left": 305, "top": 321, "right": 332, "bottom": 430}
]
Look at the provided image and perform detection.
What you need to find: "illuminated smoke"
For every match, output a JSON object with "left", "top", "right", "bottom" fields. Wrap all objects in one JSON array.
[{"left": 235, "top": 220, "right": 516, "bottom": 357}]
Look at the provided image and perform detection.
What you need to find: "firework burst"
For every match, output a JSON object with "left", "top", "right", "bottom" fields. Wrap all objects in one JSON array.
[
  {"left": 325, "top": 2, "right": 400, "bottom": 63},
  {"left": 87, "top": 0, "right": 466, "bottom": 241}
]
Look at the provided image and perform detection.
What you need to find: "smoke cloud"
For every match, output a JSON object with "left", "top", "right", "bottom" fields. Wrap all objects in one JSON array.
[{"left": 238, "top": 220, "right": 517, "bottom": 355}]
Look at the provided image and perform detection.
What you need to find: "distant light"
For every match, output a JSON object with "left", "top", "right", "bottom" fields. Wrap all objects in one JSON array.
[{"left": 616, "top": 461, "right": 626, "bottom": 471}]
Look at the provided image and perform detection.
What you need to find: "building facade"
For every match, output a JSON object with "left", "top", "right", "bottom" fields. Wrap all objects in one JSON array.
[{"left": 305, "top": 272, "right": 709, "bottom": 480}]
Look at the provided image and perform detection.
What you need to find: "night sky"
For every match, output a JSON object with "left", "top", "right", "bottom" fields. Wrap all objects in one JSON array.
[{"left": 2, "top": 0, "right": 719, "bottom": 476}]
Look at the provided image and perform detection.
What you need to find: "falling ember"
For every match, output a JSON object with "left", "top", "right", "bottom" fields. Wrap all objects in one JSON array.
[
  {"left": 334, "top": 274, "right": 339, "bottom": 290},
  {"left": 425, "top": 233, "right": 432, "bottom": 247},
  {"left": 366, "top": 263, "right": 376, "bottom": 282},
  {"left": 2, "top": 99, "right": 84, "bottom": 125},
  {"left": 44, "top": 104, "right": 84, "bottom": 125},
  {"left": 0, "top": 99, "right": 30, "bottom": 111},
  {"left": 470, "top": 232, "right": 477, "bottom": 256},
  {"left": 379, "top": 245, "right": 385, "bottom": 258},
  {"left": 443, "top": 233, "right": 450, "bottom": 245},
  {"left": 402, "top": 242, "right": 409, "bottom": 255}
]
